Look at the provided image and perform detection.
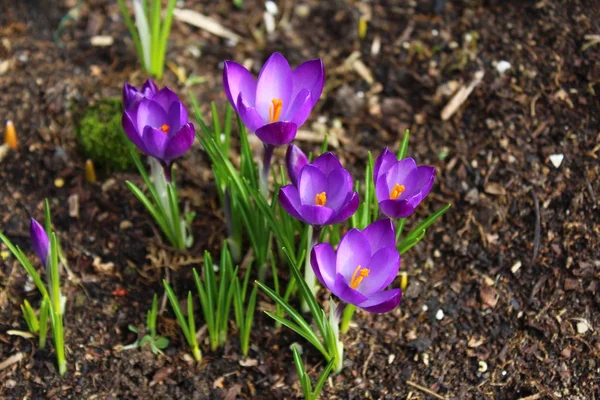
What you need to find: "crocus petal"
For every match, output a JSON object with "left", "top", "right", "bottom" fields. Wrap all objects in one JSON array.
[
  {"left": 373, "top": 148, "right": 397, "bottom": 183},
  {"left": 375, "top": 173, "right": 391, "bottom": 202},
  {"left": 167, "top": 101, "right": 188, "bottom": 133},
  {"left": 278, "top": 185, "right": 303, "bottom": 221},
  {"left": 298, "top": 165, "right": 328, "bottom": 205},
  {"left": 256, "top": 53, "right": 293, "bottom": 122},
  {"left": 311, "top": 243, "right": 336, "bottom": 289},
  {"left": 284, "top": 88, "right": 313, "bottom": 127},
  {"left": 286, "top": 144, "right": 308, "bottom": 187},
  {"left": 325, "top": 168, "right": 353, "bottom": 211},
  {"left": 122, "top": 108, "right": 147, "bottom": 152},
  {"left": 30, "top": 218, "right": 49, "bottom": 267},
  {"left": 142, "top": 126, "right": 169, "bottom": 159},
  {"left": 123, "top": 83, "right": 141, "bottom": 110},
  {"left": 255, "top": 122, "right": 298, "bottom": 146},
  {"left": 363, "top": 218, "right": 396, "bottom": 253},
  {"left": 358, "top": 289, "right": 402, "bottom": 313},
  {"left": 379, "top": 199, "right": 417, "bottom": 219},
  {"left": 237, "top": 93, "right": 266, "bottom": 133},
  {"left": 311, "top": 152, "right": 343, "bottom": 176},
  {"left": 327, "top": 191, "right": 359, "bottom": 224},
  {"left": 141, "top": 79, "right": 158, "bottom": 96},
  {"left": 137, "top": 99, "right": 169, "bottom": 131},
  {"left": 163, "top": 123, "right": 195, "bottom": 160},
  {"left": 384, "top": 158, "right": 418, "bottom": 194},
  {"left": 415, "top": 166, "right": 436, "bottom": 198},
  {"left": 298, "top": 205, "right": 335, "bottom": 226},
  {"left": 151, "top": 87, "right": 181, "bottom": 113},
  {"left": 336, "top": 229, "right": 371, "bottom": 281},
  {"left": 292, "top": 58, "right": 325, "bottom": 108},
  {"left": 359, "top": 248, "right": 400, "bottom": 295},
  {"left": 332, "top": 273, "right": 368, "bottom": 306},
  {"left": 223, "top": 60, "right": 257, "bottom": 110}
]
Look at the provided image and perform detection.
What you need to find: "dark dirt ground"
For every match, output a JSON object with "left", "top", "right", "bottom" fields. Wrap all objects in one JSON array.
[{"left": 1, "top": 0, "right": 599, "bottom": 399}]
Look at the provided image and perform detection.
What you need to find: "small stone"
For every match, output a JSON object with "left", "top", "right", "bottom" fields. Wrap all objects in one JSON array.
[
  {"left": 120, "top": 220, "right": 133, "bottom": 230},
  {"left": 549, "top": 154, "right": 564, "bottom": 168},
  {"left": 90, "top": 35, "right": 114, "bottom": 47},
  {"left": 54, "top": 178, "right": 65, "bottom": 188},
  {"left": 478, "top": 360, "right": 488, "bottom": 373},
  {"left": 295, "top": 4, "right": 310, "bottom": 17},
  {"left": 435, "top": 309, "right": 444, "bottom": 320},
  {"left": 422, "top": 304, "right": 429, "bottom": 312},
  {"left": 68, "top": 194, "right": 79, "bottom": 218},
  {"left": 576, "top": 320, "right": 591, "bottom": 334},
  {"left": 511, "top": 261, "right": 522, "bottom": 274},
  {"left": 265, "top": 0, "right": 278, "bottom": 14},
  {"left": 496, "top": 60, "right": 511, "bottom": 74},
  {"left": 388, "top": 354, "right": 395, "bottom": 364}
]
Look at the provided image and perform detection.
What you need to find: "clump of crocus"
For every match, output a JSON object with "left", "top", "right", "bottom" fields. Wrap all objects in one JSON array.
[
  {"left": 223, "top": 53, "right": 324, "bottom": 146},
  {"left": 122, "top": 81, "right": 195, "bottom": 181},
  {"left": 374, "top": 148, "right": 435, "bottom": 219},
  {"left": 279, "top": 148, "right": 358, "bottom": 227},
  {"left": 123, "top": 79, "right": 158, "bottom": 109},
  {"left": 311, "top": 218, "right": 402, "bottom": 313}
]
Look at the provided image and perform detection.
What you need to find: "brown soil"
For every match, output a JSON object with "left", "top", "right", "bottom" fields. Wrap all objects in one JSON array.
[{"left": 1, "top": 0, "right": 599, "bottom": 399}]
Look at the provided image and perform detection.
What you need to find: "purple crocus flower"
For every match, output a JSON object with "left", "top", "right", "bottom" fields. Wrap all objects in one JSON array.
[
  {"left": 374, "top": 148, "right": 436, "bottom": 219},
  {"left": 285, "top": 144, "right": 308, "bottom": 187},
  {"left": 311, "top": 219, "right": 402, "bottom": 313},
  {"left": 30, "top": 218, "right": 49, "bottom": 267},
  {"left": 223, "top": 53, "right": 325, "bottom": 146},
  {"left": 123, "top": 79, "right": 158, "bottom": 110},
  {"left": 279, "top": 151, "right": 359, "bottom": 226},
  {"left": 121, "top": 85, "right": 195, "bottom": 179}
]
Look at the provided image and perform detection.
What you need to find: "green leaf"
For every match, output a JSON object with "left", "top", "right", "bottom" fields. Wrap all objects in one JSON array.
[
  {"left": 313, "top": 358, "right": 335, "bottom": 399},
  {"left": 21, "top": 300, "right": 39, "bottom": 333},
  {"left": 257, "top": 282, "right": 328, "bottom": 358},
  {"left": 154, "top": 336, "right": 169, "bottom": 349},
  {"left": 401, "top": 203, "right": 451, "bottom": 245},
  {"left": 397, "top": 129, "right": 410, "bottom": 160},
  {"left": 128, "top": 324, "right": 139, "bottom": 334},
  {"left": 163, "top": 280, "right": 191, "bottom": 342},
  {"left": 0, "top": 232, "right": 48, "bottom": 299}
]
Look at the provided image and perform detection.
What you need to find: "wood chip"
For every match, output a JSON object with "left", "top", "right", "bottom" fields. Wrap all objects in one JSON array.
[
  {"left": 0, "top": 352, "right": 25, "bottom": 371},
  {"left": 441, "top": 70, "right": 485, "bottom": 120},
  {"left": 68, "top": 193, "right": 79, "bottom": 218},
  {"left": 90, "top": 35, "right": 114, "bottom": 47},
  {"left": 173, "top": 9, "right": 242, "bottom": 43}
]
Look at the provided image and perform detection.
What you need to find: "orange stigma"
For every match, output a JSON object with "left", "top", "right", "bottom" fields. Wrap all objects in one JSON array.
[
  {"left": 268, "top": 98, "right": 283, "bottom": 123},
  {"left": 160, "top": 124, "right": 170, "bottom": 133},
  {"left": 315, "top": 192, "right": 327, "bottom": 206},
  {"left": 390, "top": 184, "right": 405, "bottom": 200},
  {"left": 350, "top": 265, "right": 370, "bottom": 289}
]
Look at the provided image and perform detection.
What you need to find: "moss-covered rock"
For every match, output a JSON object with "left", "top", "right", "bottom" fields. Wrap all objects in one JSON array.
[{"left": 75, "top": 98, "right": 133, "bottom": 171}]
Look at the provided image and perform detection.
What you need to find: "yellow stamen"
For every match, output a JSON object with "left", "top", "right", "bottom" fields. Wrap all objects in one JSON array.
[
  {"left": 268, "top": 98, "right": 283, "bottom": 123},
  {"left": 4, "top": 120, "right": 17, "bottom": 150},
  {"left": 315, "top": 192, "right": 327, "bottom": 206},
  {"left": 350, "top": 265, "right": 370, "bottom": 289},
  {"left": 160, "top": 124, "right": 170, "bottom": 133},
  {"left": 390, "top": 184, "right": 405, "bottom": 200}
]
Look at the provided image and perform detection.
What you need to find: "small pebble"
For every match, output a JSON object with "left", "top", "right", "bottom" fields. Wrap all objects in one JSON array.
[
  {"left": 436, "top": 309, "right": 444, "bottom": 320},
  {"left": 54, "top": 178, "right": 65, "bottom": 188},
  {"left": 388, "top": 354, "right": 395, "bottom": 364},
  {"left": 265, "top": 0, "right": 278, "bottom": 14},
  {"left": 478, "top": 360, "right": 488, "bottom": 373},
  {"left": 549, "top": 154, "right": 564, "bottom": 168},
  {"left": 422, "top": 304, "right": 428, "bottom": 312},
  {"left": 496, "top": 60, "right": 511, "bottom": 73}
]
